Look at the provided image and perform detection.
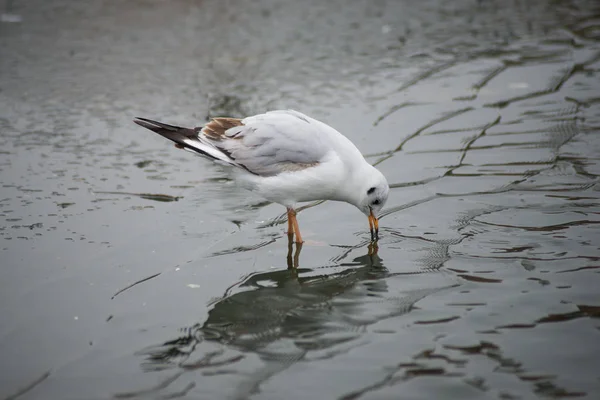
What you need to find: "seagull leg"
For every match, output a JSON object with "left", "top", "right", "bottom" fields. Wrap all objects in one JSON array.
[
  {"left": 288, "top": 208, "right": 303, "bottom": 243},
  {"left": 287, "top": 233, "right": 294, "bottom": 269},
  {"left": 286, "top": 236, "right": 303, "bottom": 269},
  {"left": 286, "top": 208, "right": 295, "bottom": 239},
  {"left": 293, "top": 241, "right": 303, "bottom": 267},
  {"left": 373, "top": 217, "right": 379, "bottom": 239}
]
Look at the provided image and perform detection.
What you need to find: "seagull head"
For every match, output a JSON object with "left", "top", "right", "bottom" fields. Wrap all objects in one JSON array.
[{"left": 355, "top": 165, "right": 389, "bottom": 240}]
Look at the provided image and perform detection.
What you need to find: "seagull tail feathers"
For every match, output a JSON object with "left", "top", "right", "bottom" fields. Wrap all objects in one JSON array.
[
  {"left": 133, "top": 117, "right": 239, "bottom": 167},
  {"left": 134, "top": 117, "right": 199, "bottom": 149}
]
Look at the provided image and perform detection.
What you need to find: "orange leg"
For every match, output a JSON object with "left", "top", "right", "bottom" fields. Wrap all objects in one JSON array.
[
  {"left": 286, "top": 234, "right": 303, "bottom": 269},
  {"left": 287, "top": 208, "right": 303, "bottom": 243},
  {"left": 287, "top": 208, "right": 295, "bottom": 237}
]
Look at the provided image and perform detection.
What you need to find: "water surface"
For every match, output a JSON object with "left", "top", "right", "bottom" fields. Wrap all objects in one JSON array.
[{"left": 1, "top": 0, "right": 599, "bottom": 399}]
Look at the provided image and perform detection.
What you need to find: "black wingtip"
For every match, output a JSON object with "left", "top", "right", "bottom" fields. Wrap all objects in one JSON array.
[
  {"left": 133, "top": 117, "right": 182, "bottom": 133},
  {"left": 133, "top": 116, "right": 207, "bottom": 157},
  {"left": 133, "top": 118, "right": 153, "bottom": 131}
]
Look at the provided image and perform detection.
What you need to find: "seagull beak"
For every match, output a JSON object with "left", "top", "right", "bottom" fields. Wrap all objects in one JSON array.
[{"left": 368, "top": 208, "right": 379, "bottom": 241}]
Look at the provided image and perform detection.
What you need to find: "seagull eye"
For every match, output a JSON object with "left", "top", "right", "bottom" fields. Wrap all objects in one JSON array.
[
  {"left": 367, "top": 187, "right": 376, "bottom": 195},
  {"left": 372, "top": 199, "right": 380, "bottom": 206}
]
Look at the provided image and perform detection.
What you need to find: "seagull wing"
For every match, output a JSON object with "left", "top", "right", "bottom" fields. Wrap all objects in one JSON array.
[{"left": 134, "top": 110, "right": 330, "bottom": 176}]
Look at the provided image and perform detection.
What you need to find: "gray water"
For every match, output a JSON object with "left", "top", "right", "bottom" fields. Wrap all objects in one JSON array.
[{"left": 1, "top": 0, "right": 599, "bottom": 399}]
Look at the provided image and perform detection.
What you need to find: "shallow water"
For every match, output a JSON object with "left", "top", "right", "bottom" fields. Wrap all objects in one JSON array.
[{"left": 1, "top": 0, "right": 599, "bottom": 399}]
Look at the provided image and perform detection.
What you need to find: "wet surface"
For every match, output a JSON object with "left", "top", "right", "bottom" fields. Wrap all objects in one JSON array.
[{"left": 1, "top": 0, "right": 600, "bottom": 399}]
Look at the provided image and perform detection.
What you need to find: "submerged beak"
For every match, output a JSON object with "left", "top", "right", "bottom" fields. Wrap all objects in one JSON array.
[{"left": 368, "top": 208, "right": 379, "bottom": 241}]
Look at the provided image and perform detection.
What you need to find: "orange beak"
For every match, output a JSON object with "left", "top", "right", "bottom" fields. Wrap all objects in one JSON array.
[{"left": 368, "top": 209, "right": 379, "bottom": 241}]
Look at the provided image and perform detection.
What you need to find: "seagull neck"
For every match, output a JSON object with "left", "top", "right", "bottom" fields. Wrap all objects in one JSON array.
[{"left": 336, "top": 161, "right": 371, "bottom": 206}]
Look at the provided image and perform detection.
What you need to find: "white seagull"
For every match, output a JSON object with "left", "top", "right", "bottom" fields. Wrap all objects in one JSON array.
[{"left": 134, "top": 110, "right": 389, "bottom": 243}]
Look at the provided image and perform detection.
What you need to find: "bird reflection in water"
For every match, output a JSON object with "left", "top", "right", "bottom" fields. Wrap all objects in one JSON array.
[
  {"left": 127, "top": 238, "right": 450, "bottom": 397},
  {"left": 137, "top": 238, "right": 383, "bottom": 364}
]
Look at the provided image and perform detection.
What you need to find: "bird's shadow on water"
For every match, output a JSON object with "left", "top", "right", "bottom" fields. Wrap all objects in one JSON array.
[{"left": 115, "top": 238, "right": 456, "bottom": 399}]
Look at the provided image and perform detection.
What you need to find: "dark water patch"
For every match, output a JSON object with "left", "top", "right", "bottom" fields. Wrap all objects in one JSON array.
[
  {"left": 556, "top": 265, "right": 600, "bottom": 273},
  {"left": 208, "top": 238, "right": 278, "bottom": 258},
  {"left": 456, "top": 274, "right": 503, "bottom": 284},
  {"left": 111, "top": 272, "right": 162, "bottom": 300},
  {"left": 393, "top": 107, "right": 475, "bottom": 152},
  {"left": 3, "top": 370, "right": 51, "bottom": 400},
  {"left": 93, "top": 191, "right": 183, "bottom": 202},
  {"left": 414, "top": 316, "right": 461, "bottom": 325},
  {"left": 134, "top": 160, "right": 154, "bottom": 168},
  {"left": 372, "top": 102, "right": 421, "bottom": 127}
]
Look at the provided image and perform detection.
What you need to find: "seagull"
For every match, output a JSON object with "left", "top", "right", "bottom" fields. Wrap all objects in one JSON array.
[{"left": 133, "top": 110, "right": 389, "bottom": 243}]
